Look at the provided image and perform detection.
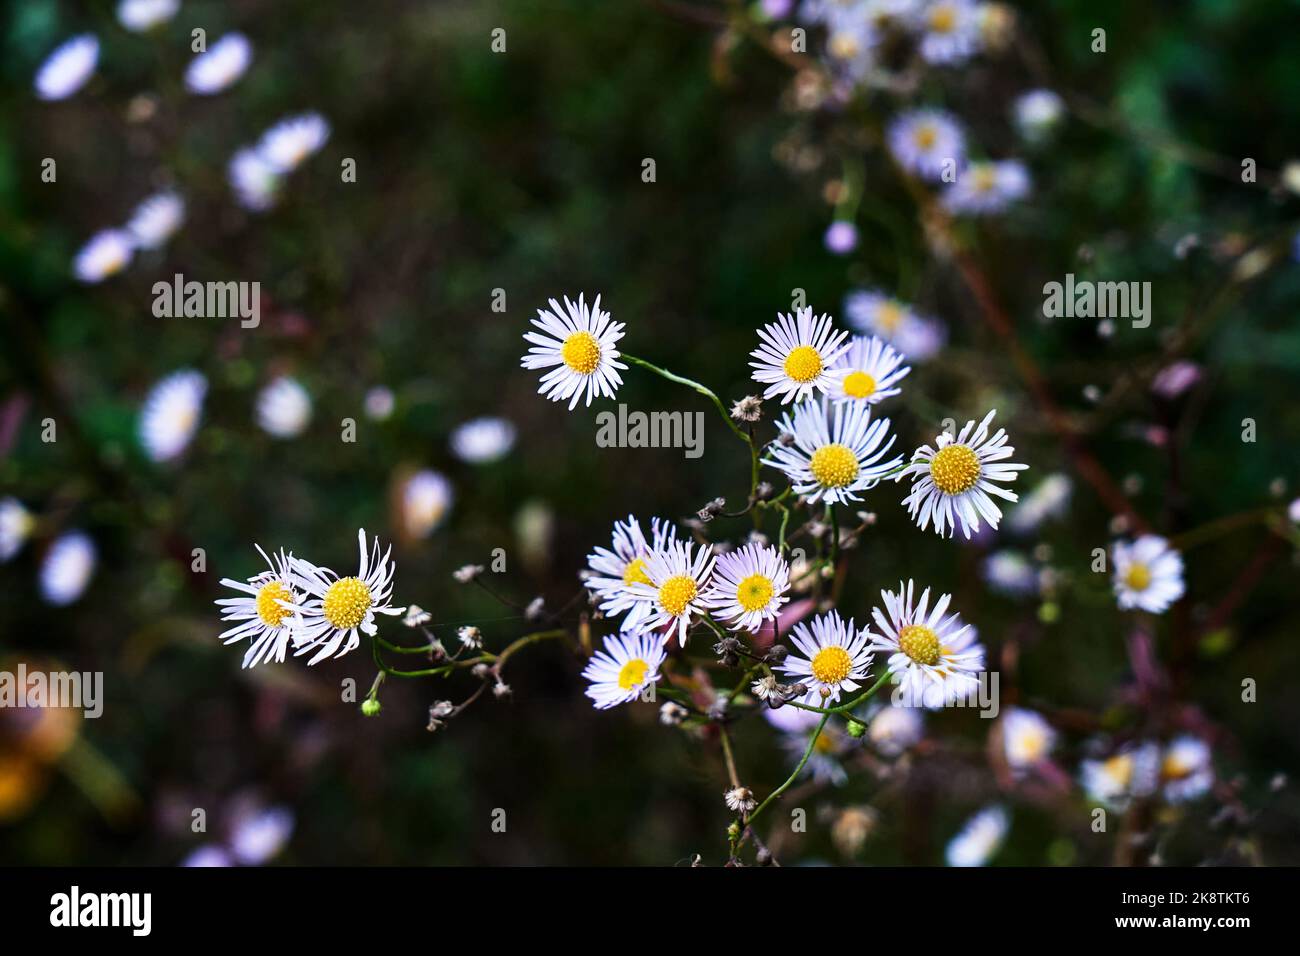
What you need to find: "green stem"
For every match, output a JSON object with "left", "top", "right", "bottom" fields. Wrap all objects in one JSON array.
[{"left": 746, "top": 712, "right": 830, "bottom": 830}]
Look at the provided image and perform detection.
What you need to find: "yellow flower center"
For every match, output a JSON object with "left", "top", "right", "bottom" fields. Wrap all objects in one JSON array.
[
  {"left": 322, "top": 576, "right": 374, "bottom": 630},
  {"left": 658, "top": 575, "right": 697, "bottom": 617},
  {"left": 898, "top": 624, "right": 940, "bottom": 666},
  {"left": 828, "top": 31, "right": 860, "bottom": 60},
  {"left": 617, "top": 658, "right": 649, "bottom": 690},
  {"left": 1103, "top": 754, "right": 1133, "bottom": 788},
  {"left": 622, "top": 556, "right": 652, "bottom": 587},
  {"left": 1015, "top": 727, "right": 1047, "bottom": 762},
  {"left": 810, "top": 443, "right": 859, "bottom": 488},
  {"left": 813, "top": 729, "right": 838, "bottom": 754},
  {"left": 1162, "top": 753, "right": 1192, "bottom": 781},
  {"left": 1124, "top": 563, "right": 1151, "bottom": 592},
  {"left": 973, "top": 167, "right": 998, "bottom": 193},
  {"left": 929, "top": 444, "right": 981, "bottom": 495},
  {"left": 876, "top": 302, "right": 903, "bottom": 332},
  {"left": 841, "top": 371, "right": 878, "bottom": 399},
  {"left": 783, "top": 345, "right": 823, "bottom": 383},
  {"left": 914, "top": 126, "right": 938, "bottom": 150},
  {"left": 255, "top": 580, "right": 293, "bottom": 628},
  {"left": 736, "top": 574, "right": 774, "bottom": 612},
  {"left": 929, "top": 5, "right": 956, "bottom": 33},
  {"left": 561, "top": 331, "right": 601, "bottom": 375},
  {"left": 811, "top": 645, "right": 853, "bottom": 685}
]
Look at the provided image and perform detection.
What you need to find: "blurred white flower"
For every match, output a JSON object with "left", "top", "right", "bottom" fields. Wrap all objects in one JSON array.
[
  {"left": 229, "top": 806, "right": 294, "bottom": 865},
  {"left": 844, "top": 291, "right": 946, "bottom": 362},
  {"left": 73, "top": 230, "right": 133, "bottom": 283},
  {"left": 823, "top": 220, "right": 859, "bottom": 254},
  {"left": 981, "top": 550, "right": 1037, "bottom": 597},
  {"left": 0, "top": 498, "right": 35, "bottom": 562},
  {"left": 126, "top": 192, "right": 185, "bottom": 250},
  {"left": 1001, "top": 706, "right": 1056, "bottom": 770},
  {"left": 34, "top": 35, "right": 99, "bottom": 101},
  {"left": 363, "top": 386, "right": 395, "bottom": 421},
  {"left": 401, "top": 469, "right": 453, "bottom": 538},
  {"left": 945, "top": 805, "right": 1008, "bottom": 866},
  {"left": 258, "top": 113, "right": 331, "bottom": 173},
  {"left": 1013, "top": 89, "right": 1065, "bottom": 142},
  {"left": 39, "top": 531, "right": 96, "bottom": 606},
  {"left": 1081, "top": 741, "right": 1160, "bottom": 809},
  {"left": 915, "top": 0, "right": 981, "bottom": 65},
  {"left": 117, "top": 0, "right": 180, "bottom": 32},
  {"left": 1006, "top": 473, "right": 1071, "bottom": 534},
  {"left": 867, "top": 703, "right": 924, "bottom": 756},
  {"left": 138, "top": 369, "right": 206, "bottom": 462},
  {"left": 181, "top": 845, "right": 232, "bottom": 868},
  {"left": 450, "top": 417, "right": 516, "bottom": 464},
  {"left": 888, "top": 109, "right": 966, "bottom": 180},
  {"left": 1160, "top": 735, "right": 1213, "bottom": 803},
  {"left": 185, "top": 33, "right": 252, "bottom": 94},
  {"left": 256, "top": 376, "right": 312, "bottom": 438},
  {"left": 228, "top": 147, "right": 281, "bottom": 212},
  {"left": 943, "top": 160, "right": 1031, "bottom": 215}
]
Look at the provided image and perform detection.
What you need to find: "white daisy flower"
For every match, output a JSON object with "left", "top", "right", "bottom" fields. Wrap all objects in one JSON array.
[
  {"left": 584, "top": 516, "right": 678, "bottom": 631},
  {"left": 945, "top": 805, "right": 1008, "bottom": 867},
  {"left": 1005, "top": 472, "right": 1071, "bottom": 534},
  {"left": 582, "top": 630, "right": 666, "bottom": 709},
  {"left": 34, "top": 35, "right": 99, "bottom": 101},
  {"left": 125, "top": 191, "right": 184, "bottom": 250},
  {"left": 73, "top": 229, "right": 133, "bottom": 283},
  {"left": 703, "top": 543, "right": 791, "bottom": 632},
  {"left": 764, "top": 397, "right": 902, "bottom": 506},
  {"left": 1112, "top": 535, "right": 1184, "bottom": 614},
  {"left": 450, "top": 416, "right": 516, "bottom": 464},
  {"left": 624, "top": 538, "right": 715, "bottom": 647},
  {"left": 229, "top": 806, "right": 294, "bottom": 865},
  {"left": 778, "top": 610, "right": 873, "bottom": 707},
  {"left": 521, "top": 293, "right": 626, "bottom": 410},
  {"left": 289, "top": 529, "right": 405, "bottom": 665},
  {"left": 1081, "top": 741, "right": 1160, "bottom": 810},
  {"left": 1013, "top": 89, "right": 1066, "bottom": 142},
  {"left": 914, "top": 0, "right": 980, "bottom": 65},
  {"left": 258, "top": 113, "right": 330, "bottom": 173},
  {"left": 942, "top": 159, "right": 1031, "bottom": 216},
  {"left": 228, "top": 147, "right": 281, "bottom": 212},
  {"left": 827, "top": 335, "right": 910, "bottom": 406},
  {"left": 1001, "top": 706, "right": 1055, "bottom": 770},
  {"left": 1160, "top": 735, "right": 1213, "bottom": 803},
  {"left": 39, "top": 531, "right": 96, "bottom": 606},
  {"left": 750, "top": 307, "right": 850, "bottom": 405},
  {"left": 764, "top": 706, "right": 850, "bottom": 785},
  {"left": 215, "top": 546, "right": 301, "bottom": 668},
  {"left": 256, "top": 376, "right": 312, "bottom": 438},
  {"left": 869, "top": 580, "right": 984, "bottom": 709},
  {"left": 867, "top": 703, "right": 924, "bottom": 756},
  {"left": 0, "top": 498, "right": 35, "bottom": 562},
  {"left": 887, "top": 109, "right": 966, "bottom": 181},
  {"left": 185, "top": 33, "right": 252, "bottom": 95},
  {"left": 138, "top": 368, "right": 206, "bottom": 462},
  {"left": 899, "top": 409, "right": 1027, "bottom": 539},
  {"left": 400, "top": 469, "right": 453, "bottom": 539},
  {"left": 843, "top": 290, "right": 946, "bottom": 361},
  {"left": 822, "top": 9, "right": 878, "bottom": 85},
  {"left": 117, "top": 0, "right": 180, "bottom": 32}
]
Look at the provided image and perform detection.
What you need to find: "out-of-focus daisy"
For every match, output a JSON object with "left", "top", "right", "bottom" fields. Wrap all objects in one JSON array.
[
  {"left": 363, "top": 386, "right": 395, "bottom": 421},
  {"left": 764, "top": 705, "right": 850, "bottom": 785},
  {"left": 869, "top": 580, "right": 984, "bottom": 709},
  {"left": 185, "top": 33, "right": 252, "bottom": 94},
  {"left": 945, "top": 805, "right": 1008, "bottom": 867},
  {"left": 582, "top": 631, "right": 666, "bottom": 709},
  {"left": 521, "top": 294, "right": 626, "bottom": 410},
  {"left": 34, "top": 35, "right": 99, "bottom": 101},
  {"left": 764, "top": 398, "right": 901, "bottom": 505},
  {"left": 228, "top": 147, "right": 280, "bottom": 212},
  {"left": 215, "top": 546, "right": 300, "bottom": 668},
  {"left": 400, "top": 469, "right": 453, "bottom": 538},
  {"left": 0, "top": 499, "right": 35, "bottom": 562},
  {"left": 125, "top": 192, "right": 185, "bottom": 250},
  {"left": 138, "top": 369, "right": 206, "bottom": 462},
  {"left": 843, "top": 291, "right": 946, "bottom": 361},
  {"left": 1160, "top": 735, "right": 1213, "bottom": 803},
  {"left": 867, "top": 703, "right": 924, "bottom": 756},
  {"left": 750, "top": 307, "right": 850, "bottom": 405},
  {"left": 704, "top": 543, "right": 790, "bottom": 633},
  {"left": 73, "top": 230, "right": 133, "bottom": 283},
  {"left": 39, "top": 532, "right": 96, "bottom": 606},
  {"left": 943, "top": 160, "right": 1031, "bottom": 215},
  {"left": 1081, "top": 741, "right": 1160, "bottom": 809},
  {"left": 1006, "top": 473, "right": 1071, "bottom": 534},
  {"left": 827, "top": 335, "right": 910, "bottom": 406},
  {"left": 887, "top": 109, "right": 966, "bottom": 181},
  {"left": 182, "top": 846, "right": 233, "bottom": 868},
  {"left": 1112, "top": 535, "right": 1184, "bottom": 614},
  {"left": 624, "top": 539, "right": 715, "bottom": 647},
  {"left": 1001, "top": 706, "right": 1055, "bottom": 770},
  {"left": 915, "top": 0, "right": 980, "bottom": 65},
  {"left": 289, "top": 529, "right": 405, "bottom": 665},
  {"left": 982, "top": 550, "right": 1037, "bottom": 597},
  {"left": 823, "top": 220, "right": 859, "bottom": 254},
  {"left": 1012, "top": 89, "right": 1065, "bottom": 142},
  {"left": 584, "top": 516, "right": 678, "bottom": 631},
  {"left": 864, "top": 0, "right": 922, "bottom": 28},
  {"left": 230, "top": 806, "right": 294, "bottom": 865},
  {"left": 450, "top": 417, "right": 516, "bottom": 464},
  {"left": 258, "top": 113, "right": 330, "bottom": 173},
  {"left": 778, "top": 610, "right": 873, "bottom": 707},
  {"left": 117, "top": 0, "right": 179, "bottom": 32},
  {"left": 822, "top": 6, "right": 878, "bottom": 85},
  {"left": 256, "top": 376, "right": 312, "bottom": 438},
  {"left": 899, "top": 409, "right": 1027, "bottom": 539}
]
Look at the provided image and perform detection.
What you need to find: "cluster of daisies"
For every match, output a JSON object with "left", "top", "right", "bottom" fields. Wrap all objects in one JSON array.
[{"left": 34, "top": 14, "right": 330, "bottom": 282}]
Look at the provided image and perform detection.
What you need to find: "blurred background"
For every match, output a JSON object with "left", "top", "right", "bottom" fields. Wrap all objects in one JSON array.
[{"left": 2, "top": 0, "right": 1299, "bottom": 865}]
